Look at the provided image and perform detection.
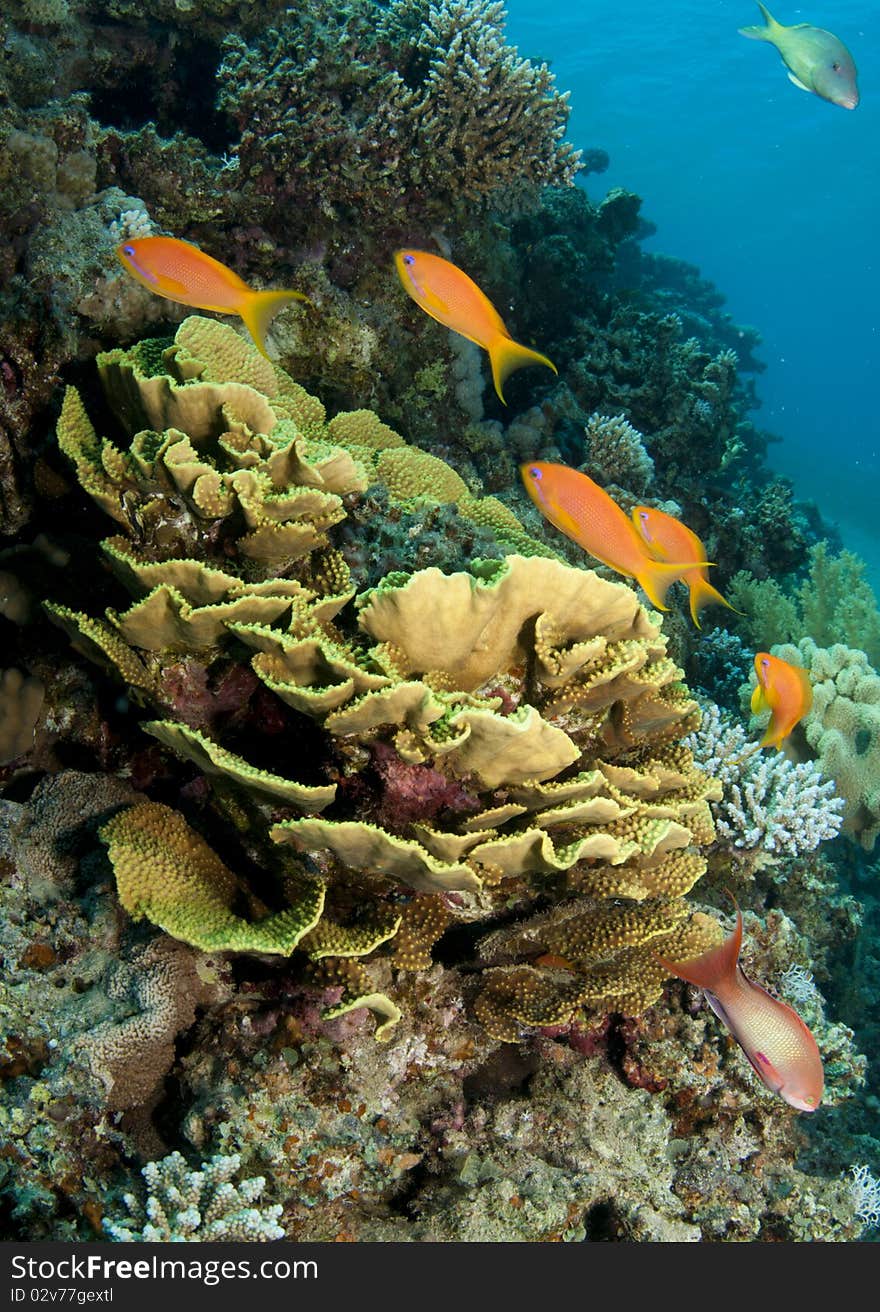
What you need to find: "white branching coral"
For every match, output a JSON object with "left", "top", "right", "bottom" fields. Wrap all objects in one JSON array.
[
  {"left": 582, "top": 412, "right": 655, "bottom": 495},
  {"left": 685, "top": 700, "right": 844, "bottom": 855},
  {"left": 108, "top": 207, "right": 155, "bottom": 242},
  {"left": 778, "top": 964, "right": 821, "bottom": 1009},
  {"left": 849, "top": 1164, "right": 880, "bottom": 1231},
  {"left": 103, "top": 1152, "right": 284, "bottom": 1242}
]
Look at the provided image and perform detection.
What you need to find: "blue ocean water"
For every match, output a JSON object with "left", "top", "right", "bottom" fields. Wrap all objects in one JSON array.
[{"left": 506, "top": 1, "right": 879, "bottom": 583}]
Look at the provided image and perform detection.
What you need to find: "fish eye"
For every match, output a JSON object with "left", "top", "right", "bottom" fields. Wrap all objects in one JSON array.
[
  {"left": 529, "top": 466, "right": 542, "bottom": 479},
  {"left": 403, "top": 254, "right": 414, "bottom": 266},
  {"left": 123, "top": 245, "right": 135, "bottom": 256},
  {"left": 832, "top": 61, "right": 841, "bottom": 71}
]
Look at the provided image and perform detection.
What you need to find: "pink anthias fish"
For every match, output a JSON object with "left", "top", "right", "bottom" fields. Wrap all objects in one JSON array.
[{"left": 657, "top": 905, "right": 824, "bottom": 1111}]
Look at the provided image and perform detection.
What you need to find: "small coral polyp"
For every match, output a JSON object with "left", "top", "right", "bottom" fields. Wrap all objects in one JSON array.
[{"left": 52, "top": 317, "right": 722, "bottom": 1042}]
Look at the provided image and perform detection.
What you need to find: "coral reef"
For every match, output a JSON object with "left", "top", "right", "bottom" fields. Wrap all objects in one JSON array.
[
  {"left": 849, "top": 1163, "right": 880, "bottom": 1235},
  {"left": 581, "top": 411, "right": 655, "bottom": 495},
  {"left": 1, "top": 0, "right": 874, "bottom": 1250},
  {"left": 687, "top": 623, "right": 751, "bottom": 713},
  {"left": 39, "top": 317, "right": 728, "bottom": 1048}
]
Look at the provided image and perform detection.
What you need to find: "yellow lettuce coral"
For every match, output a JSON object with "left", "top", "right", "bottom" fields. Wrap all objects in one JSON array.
[{"left": 52, "top": 319, "right": 722, "bottom": 1041}]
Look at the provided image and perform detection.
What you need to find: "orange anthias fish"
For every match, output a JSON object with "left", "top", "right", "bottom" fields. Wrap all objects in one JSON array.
[
  {"left": 657, "top": 906, "right": 824, "bottom": 1112},
  {"left": 520, "top": 461, "right": 705, "bottom": 611},
  {"left": 117, "top": 236, "right": 310, "bottom": 360},
  {"left": 394, "top": 249, "right": 557, "bottom": 404},
  {"left": 631, "top": 504, "right": 740, "bottom": 629},
  {"left": 751, "top": 651, "right": 812, "bottom": 750}
]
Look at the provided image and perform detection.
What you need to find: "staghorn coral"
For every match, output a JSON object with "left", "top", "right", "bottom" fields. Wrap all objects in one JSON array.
[
  {"left": 760, "top": 638, "right": 880, "bottom": 850},
  {"left": 103, "top": 1150, "right": 284, "bottom": 1242},
  {"left": 686, "top": 699, "right": 844, "bottom": 856}
]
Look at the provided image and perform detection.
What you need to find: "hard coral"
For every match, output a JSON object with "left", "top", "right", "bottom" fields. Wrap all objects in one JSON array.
[
  {"left": 103, "top": 1150, "right": 284, "bottom": 1242},
  {"left": 687, "top": 699, "right": 844, "bottom": 856},
  {"left": 48, "top": 319, "right": 722, "bottom": 1043},
  {"left": 765, "top": 638, "right": 880, "bottom": 850},
  {"left": 218, "top": 0, "right": 579, "bottom": 236}
]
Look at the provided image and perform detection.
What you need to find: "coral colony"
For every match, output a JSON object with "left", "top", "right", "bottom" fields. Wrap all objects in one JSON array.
[{"left": 0, "top": 0, "right": 876, "bottom": 1244}]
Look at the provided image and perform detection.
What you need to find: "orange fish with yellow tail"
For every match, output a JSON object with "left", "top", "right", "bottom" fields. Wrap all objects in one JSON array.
[
  {"left": 751, "top": 651, "right": 812, "bottom": 751},
  {"left": 116, "top": 236, "right": 310, "bottom": 361},
  {"left": 657, "top": 904, "right": 824, "bottom": 1112},
  {"left": 394, "top": 249, "right": 556, "bottom": 404},
  {"left": 519, "top": 461, "right": 707, "bottom": 611},
  {"left": 631, "top": 504, "right": 741, "bottom": 629}
]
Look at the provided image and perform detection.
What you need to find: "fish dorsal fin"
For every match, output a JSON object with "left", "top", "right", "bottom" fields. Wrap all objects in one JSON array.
[
  {"left": 656, "top": 911, "right": 743, "bottom": 992},
  {"left": 787, "top": 71, "right": 812, "bottom": 92}
]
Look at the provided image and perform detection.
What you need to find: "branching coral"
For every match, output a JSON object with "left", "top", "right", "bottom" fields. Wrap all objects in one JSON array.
[
  {"left": 103, "top": 1151, "right": 284, "bottom": 1242},
  {"left": 686, "top": 700, "right": 844, "bottom": 856},
  {"left": 581, "top": 411, "right": 654, "bottom": 495},
  {"left": 217, "top": 0, "right": 579, "bottom": 232}
]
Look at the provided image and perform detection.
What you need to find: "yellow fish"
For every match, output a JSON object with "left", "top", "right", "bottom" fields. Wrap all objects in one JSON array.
[
  {"left": 750, "top": 651, "right": 812, "bottom": 751},
  {"left": 631, "top": 504, "right": 740, "bottom": 629},
  {"left": 394, "top": 249, "right": 556, "bottom": 403},
  {"left": 520, "top": 461, "right": 705, "bottom": 611},
  {"left": 117, "top": 236, "right": 310, "bottom": 360},
  {"left": 739, "top": 3, "right": 859, "bottom": 109}
]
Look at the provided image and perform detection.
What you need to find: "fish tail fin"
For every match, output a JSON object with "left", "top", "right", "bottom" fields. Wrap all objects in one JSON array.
[
  {"left": 689, "top": 576, "right": 745, "bottom": 629},
  {"left": 656, "top": 909, "right": 742, "bottom": 990},
  {"left": 240, "top": 288, "right": 312, "bottom": 360},
  {"left": 739, "top": 2, "right": 780, "bottom": 40},
  {"left": 635, "top": 557, "right": 710, "bottom": 612},
  {"left": 488, "top": 334, "right": 557, "bottom": 405}
]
